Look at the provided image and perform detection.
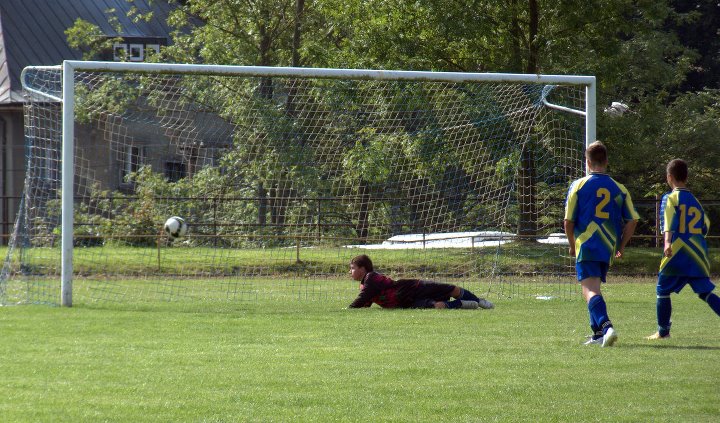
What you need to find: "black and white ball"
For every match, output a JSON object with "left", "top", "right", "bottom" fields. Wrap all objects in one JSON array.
[{"left": 164, "top": 216, "right": 188, "bottom": 238}]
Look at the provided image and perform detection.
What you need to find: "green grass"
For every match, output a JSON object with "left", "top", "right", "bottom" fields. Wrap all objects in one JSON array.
[
  {"left": 3, "top": 244, "right": 719, "bottom": 277},
  {"left": 1, "top": 280, "right": 719, "bottom": 422}
]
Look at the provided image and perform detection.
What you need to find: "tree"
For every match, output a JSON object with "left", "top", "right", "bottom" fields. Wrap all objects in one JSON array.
[{"left": 64, "top": 0, "right": 720, "bottom": 239}]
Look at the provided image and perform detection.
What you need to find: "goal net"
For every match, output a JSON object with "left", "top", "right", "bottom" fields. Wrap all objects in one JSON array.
[{"left": 1, "top": 62, "right": 592, "bottom": 308}]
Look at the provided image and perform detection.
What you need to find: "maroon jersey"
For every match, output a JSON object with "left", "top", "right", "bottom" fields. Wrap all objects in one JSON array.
[
  {"left": 348, "top": 272, "right": 456, "bottom": 308},
  {"left": 348, "top": 272, "right": 420, "bottom": 308}
]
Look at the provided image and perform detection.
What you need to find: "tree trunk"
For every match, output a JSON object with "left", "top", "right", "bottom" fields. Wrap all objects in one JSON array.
[
  {"left": 518, "top": 0, "right": 539, "bottom": 239},
  {"left": 257, "top": 182, "right": 267, "bottom": 226},
  {"left": 356, "top": 181, "right": 370, "bottom": 243},
  {"left": 292, "top": 0, "right": 304, "bottom": 68},
  {"left": 286, "top": 0, "right": 304, "bottom": 119},
  {"left": 526, "top": 0, "right": 539, "bottom": 74}
]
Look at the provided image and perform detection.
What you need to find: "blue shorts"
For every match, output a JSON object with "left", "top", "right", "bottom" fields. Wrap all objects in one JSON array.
[
  {"left": 576, "top": 261, "right": 608, "bottom": 282},
  {"left": 656, "top": 275, "right": 715, "bottom": 296}
]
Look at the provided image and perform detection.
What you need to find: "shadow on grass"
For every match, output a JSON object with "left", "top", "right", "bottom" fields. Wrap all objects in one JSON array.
[{"left": 621, "top": 343, "right": 720, "bottom": 351}]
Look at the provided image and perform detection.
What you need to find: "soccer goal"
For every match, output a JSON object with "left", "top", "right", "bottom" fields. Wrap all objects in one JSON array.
[{"left": 1, "top": 61, "right": 595, "bottom": 308}]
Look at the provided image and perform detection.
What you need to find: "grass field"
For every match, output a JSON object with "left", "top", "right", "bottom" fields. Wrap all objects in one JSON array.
[{"left": 1, "top": 279, "right": 719, "bottom": 422}]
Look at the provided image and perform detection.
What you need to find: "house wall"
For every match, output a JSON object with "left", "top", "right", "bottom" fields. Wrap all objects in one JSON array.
[
  {"left": 1, "top": 109, "right": 25, "bottom": 244},
  {"left": 2, "top": 103, "right": 234, "bottom": 245}
]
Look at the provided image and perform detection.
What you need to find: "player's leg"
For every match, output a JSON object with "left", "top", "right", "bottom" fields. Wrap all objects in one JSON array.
[
  {"left": 410, "top": 282, "right": 459, "bottom": 309},
  {"left": 412, "top": 298, "right": 456, "bottom": 309},
  {"left": 449, "top": 285, "right": 494, "bottom": 309},
  {"left": 690, "top": 278, "right": 720, "bottom": 317},
  {"left": 584, "top": 315, "right": 603, "bottom": 345},
  {"left": 654, "top": 294, "right": 673, "bottom": 338},
  {"left": 413, "top": 281, "right": 464, "bottom": 309},
  {"left": 412, "top": 298, "right": 437, "bottom": 308},
  {"left": 647, "top": 275, "right": 675, "bottom": 340},
  {"left": 578, "top": 261, "right": 616, "bottom": 346},
  {"left": 698, "top": 291, "right": 720, "bottom": 316},
  {"left": 582, "top": 277, "right": 611, "bottom": 342}
]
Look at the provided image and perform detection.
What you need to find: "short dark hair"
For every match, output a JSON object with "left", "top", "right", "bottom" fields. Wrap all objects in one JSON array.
[
  {"left": 585, "top": 141, "right": 608, "bottom": 166},
  {"left": 350, "top": 254, "right": 373, "bottom": 272},
  {"left": 667, "top": 159, "right": 688, "bottom": 182}
]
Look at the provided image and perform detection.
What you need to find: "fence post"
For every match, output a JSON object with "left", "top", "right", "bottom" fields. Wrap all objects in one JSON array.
[
  {"left": 213, "top": 197, "right": 218, "bottom": 247},
  {"left": 317, "top": 200, "right": 321, "bottom": 242},
  {"left": 157, "top": 228, "right": 162, "bottom": 271}
]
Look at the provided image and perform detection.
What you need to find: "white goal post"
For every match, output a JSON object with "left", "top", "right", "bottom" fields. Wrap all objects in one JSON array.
[{"left": 10, "top": 60, "right": 595, "bottom": 308}]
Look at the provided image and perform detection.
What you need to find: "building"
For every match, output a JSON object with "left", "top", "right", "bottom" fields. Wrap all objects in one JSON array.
[{"left": 0, "top": 0, "right": 178, "bottom": 243}]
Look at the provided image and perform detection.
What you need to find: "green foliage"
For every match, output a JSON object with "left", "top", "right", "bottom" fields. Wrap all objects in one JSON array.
[
  {"left": 65, "top": 19, "right": 116, "bottom": 60},
  {"left": 74, "top": 76, "right": 143, "bottom": 123},
  {"left": 59, "top": 0, "right": 720, "bottom": 240},
  {"left": 602, "top": 89, "right": 720, "bottom": 200}
]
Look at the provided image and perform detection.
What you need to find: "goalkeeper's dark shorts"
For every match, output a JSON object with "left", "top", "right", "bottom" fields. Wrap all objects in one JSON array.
[{"left": 402, "top": 280, "right": 456, "bottom": 308}]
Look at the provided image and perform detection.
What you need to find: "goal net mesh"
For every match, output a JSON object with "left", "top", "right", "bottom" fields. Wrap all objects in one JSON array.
[{"left": 1, "top": 65, "right": 586, "bottom": 308}]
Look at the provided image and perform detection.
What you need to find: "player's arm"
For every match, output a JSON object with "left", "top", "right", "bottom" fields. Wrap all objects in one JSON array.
[
  {"left": 348, "top": 282, "right": 378, "bottom": 308},
  {"left": 564, "top": 219, "right": 576, "bottom": 257},
  {"left": 615, "top": 218, "right": 638, "bottom": 258},
  {"left": 348, "top": 292, "right": 372, "bottom": 308},
  {"left": 660, "top": 194, "right": 677, "bottom": 258},
  {"left": 563, "top": 184, "right": 578, "bottom": 258},
  {"left": 616, "top": 187, "right": 641, "bottom": 258},
  {"left": 663, "top": 230, "right": 673, "bottom": 258}
]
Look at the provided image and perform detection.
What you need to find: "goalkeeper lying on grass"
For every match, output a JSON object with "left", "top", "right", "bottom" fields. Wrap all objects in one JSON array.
[{"left": 348, "top": 254, "right": 494, "bottom": 310}]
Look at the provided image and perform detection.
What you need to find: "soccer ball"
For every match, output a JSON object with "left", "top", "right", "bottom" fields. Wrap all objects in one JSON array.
[{"left": 164, "top": 216, "right": 188, "bottom": 238}]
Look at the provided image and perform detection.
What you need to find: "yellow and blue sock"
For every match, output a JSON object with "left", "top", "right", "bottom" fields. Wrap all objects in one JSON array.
[{"left": 588, "top": 295, "right": 613, "bottom": 335}]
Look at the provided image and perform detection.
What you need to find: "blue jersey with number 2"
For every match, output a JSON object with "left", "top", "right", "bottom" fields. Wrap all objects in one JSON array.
[{"left": 565, "top": 173, "right": 639, "bottom": 264}]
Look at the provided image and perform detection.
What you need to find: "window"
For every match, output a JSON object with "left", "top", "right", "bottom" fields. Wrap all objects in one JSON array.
[
  {"left": 35, "top": 145, "right": 60, "bottom": 185},
  {"left": 164, "top": 161, "right": 186, "bottom": 182},
  {"left": 120, "top": 145, "right": 143, "bottom": 183},
  {"left": 108, "top": 38, "right": 166, "bottom": 62},
  {"left": 129, "top": 44, "right": 144, "bottom": 62},
  {"left": 113, "top": 42, "right": 128, "bottom": 61},
  {"left": 146, "top": 44, "right": 160, "bottom": 57}
]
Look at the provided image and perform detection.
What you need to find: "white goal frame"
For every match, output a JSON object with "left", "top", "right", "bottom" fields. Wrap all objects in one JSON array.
[{"left": 24, "top": 60, "right": 596, "bottom": 307}]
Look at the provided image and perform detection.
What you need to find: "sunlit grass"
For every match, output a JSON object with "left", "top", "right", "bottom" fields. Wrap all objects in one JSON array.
[{"left": 1, "top": 281, "right": 718, "bottom": 422}]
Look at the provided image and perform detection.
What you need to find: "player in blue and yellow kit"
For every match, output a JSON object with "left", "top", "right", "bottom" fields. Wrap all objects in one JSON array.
[
  {"left": 646, "top": 159, "right": 720, "bottom": 340},
  {"left": 564, "top": 141, "right": 639, "bottom": 346}
]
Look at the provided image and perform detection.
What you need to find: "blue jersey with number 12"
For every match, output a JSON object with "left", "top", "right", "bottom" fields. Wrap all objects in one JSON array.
[
  {"left": 564, "top": 173, "right": 639, "bottom": 264},
  {"left": 659, "top": 188, "right": 710, "bottom": 277}
]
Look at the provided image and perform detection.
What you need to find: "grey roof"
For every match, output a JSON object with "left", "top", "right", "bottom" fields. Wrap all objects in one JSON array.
[{"left": 0, "top": 0, "right": 177, "bottom": 104}]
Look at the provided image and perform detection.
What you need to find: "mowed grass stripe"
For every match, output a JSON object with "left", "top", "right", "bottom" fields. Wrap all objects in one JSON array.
[{"left": 1, "top": 281, "right": 718, "bottom": 422}]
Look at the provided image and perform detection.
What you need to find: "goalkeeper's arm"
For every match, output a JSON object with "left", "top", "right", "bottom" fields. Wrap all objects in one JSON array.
[{"left": 348, "top": 284, "right": 377, "bottom": 308}]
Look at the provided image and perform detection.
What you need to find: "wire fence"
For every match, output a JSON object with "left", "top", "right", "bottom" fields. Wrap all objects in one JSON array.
[{"left": 2, "top": 195, "right": 720, "bottom": 247}]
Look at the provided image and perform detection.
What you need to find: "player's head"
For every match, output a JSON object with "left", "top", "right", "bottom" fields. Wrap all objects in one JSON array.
[
  {"left": 666, "top": 158, "right": 688, "bottom": 184},
  {"left": 350, "top": 254, "right": 373, "bottom": 281},
  {"left": 585, "top": 141, "right": 608, "bottom": 169}
]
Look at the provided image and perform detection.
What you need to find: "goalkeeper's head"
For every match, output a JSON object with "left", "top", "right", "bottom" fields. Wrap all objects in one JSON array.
[
  {"left": 350, "top": 254, "right": 374, "bottom": 282},
  {"left": 351, "top": 254, "right": 374, "bottom": 272},
  {"left": 585, "top": 140, "right": 608, "bottom": 171}
]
